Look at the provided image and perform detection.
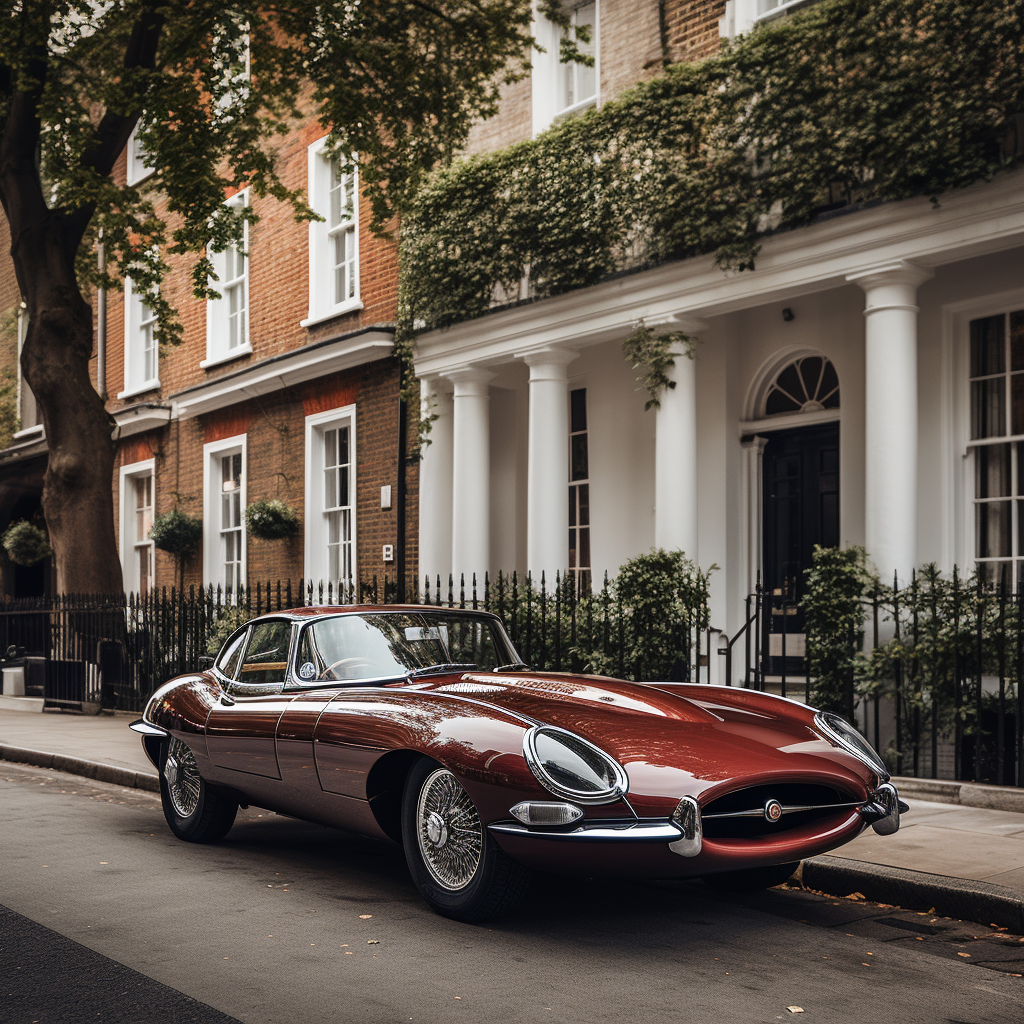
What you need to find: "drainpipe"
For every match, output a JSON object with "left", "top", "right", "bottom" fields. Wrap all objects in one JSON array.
[
  {"left": 396, "top": 395, "right": 408, "bottom": 603},
  {"left": 96, "top": 229, "right": 107, "bottom": 399}
]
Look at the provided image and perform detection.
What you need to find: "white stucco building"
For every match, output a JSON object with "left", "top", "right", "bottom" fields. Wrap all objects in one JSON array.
[{"left": 416, "top": 169, "right": 1024, "bottom": 664}]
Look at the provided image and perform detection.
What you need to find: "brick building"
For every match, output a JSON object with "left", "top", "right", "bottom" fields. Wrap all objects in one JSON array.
[{"left": 0, "top": 109, "right": 417, "bottom": 599}]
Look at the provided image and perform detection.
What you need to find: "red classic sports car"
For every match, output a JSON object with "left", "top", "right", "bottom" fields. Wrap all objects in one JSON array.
[{"left": 131, "top": 606, "right": 905, "bottom": 920}]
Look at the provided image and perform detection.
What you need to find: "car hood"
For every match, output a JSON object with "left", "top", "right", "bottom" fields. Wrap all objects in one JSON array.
[{"left": 422, "top": 671, "right": 874, "bottom": 809}]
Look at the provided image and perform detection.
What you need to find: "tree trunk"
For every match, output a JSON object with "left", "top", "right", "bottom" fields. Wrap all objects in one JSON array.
[{"left": 17, "top": 234, "right": 122, "bottom": 596}]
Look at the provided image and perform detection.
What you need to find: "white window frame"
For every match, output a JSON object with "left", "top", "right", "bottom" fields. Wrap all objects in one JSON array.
[
  {"left": 302, "top": 136, "right": 362, "bottom": 328},
  {"left": 203, "top": 434, "right": 247, "bottom": 595},
  {"left": 118, "top": 276, "right": 160, "bottom": 399},
  {"left": 203, "top": 189, "right": 252, "bottom": 369},
  {"left": 304, "top": 405, "right": 357, "bottom": 596},
  {"left": 951, "top": 289, "right": 1024, "bottom": 582},
  {"left": 119, "top": 458, "right": 156, "bottom": 595},
  {"left": 531, "top": 0, "right": 600, "bottom": 136},
  {"left": 720, "top": 0, "right": 820, "bottom": 39},
  {"left": 12, "top": 305, "right": 43, "bottom": 440},
  {"left": 126, "top": 123, "right": 154, "bottom": 186}
]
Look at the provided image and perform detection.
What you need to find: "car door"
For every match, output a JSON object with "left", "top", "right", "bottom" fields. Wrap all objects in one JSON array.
[{"left": 205, "top": 618, "right": 295, "bottom": 779}]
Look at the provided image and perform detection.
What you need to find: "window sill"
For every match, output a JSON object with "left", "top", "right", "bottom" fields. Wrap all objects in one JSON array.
[
  {"left": 200, "top": 344, "right": 253, "bottom": 370},
  {"left": 127, "top": 168, "right": 156, "bottom": 187},
  {"left": 552, "top": 96, "right": 598, "bottom": 124},
  {"left": 755, "top": 0, "right": 818, "bottom": 24},
  {"left": 301, "top": 298, "right": 364, "bottom": 329},
  {"left": 117, "top": 380, "right": 161, "bottom": 401}
]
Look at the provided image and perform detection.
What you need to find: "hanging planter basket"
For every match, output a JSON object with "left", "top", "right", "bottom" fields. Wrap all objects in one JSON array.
[
  {"left": 245, "top": 498, "right": 300, "bottom": 541},
  {"left": 2, "top": 520, "right": 53, "bottom": 566},
  {"left": 149, "top": 507, "right": 203, "bottom": 558}
]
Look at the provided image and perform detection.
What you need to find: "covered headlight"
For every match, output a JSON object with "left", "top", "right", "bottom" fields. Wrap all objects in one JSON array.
[
  {"left": 523, "top": 725, "right": 629, "bottom": 805},
  {"left": 814, "top": 712, "right": 889, "bottom": 780}
]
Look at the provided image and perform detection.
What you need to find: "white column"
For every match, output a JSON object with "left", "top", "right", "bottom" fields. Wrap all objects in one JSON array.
[
  {"left": 446, "top": 367, "right": 495, "bottom": 585},
  {"left": 418, "top": 377, "right": 453, "bottom": 595},
  {"left": 520, "top": 346, "right": 578, "bottom": 584},
  {"left": 741, "top": 434, "right": 768, "bottom": 597},
  {"left": 654, "top": 321, "right": 705, "bottom": 558},
  {"left": 847, "top": 261, "right": 933, "bottom": 585}
]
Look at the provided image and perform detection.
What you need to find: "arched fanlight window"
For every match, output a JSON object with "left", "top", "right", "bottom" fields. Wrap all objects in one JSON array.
[{"left": 764, "top": 356, "right": 840, "bottom": 416}]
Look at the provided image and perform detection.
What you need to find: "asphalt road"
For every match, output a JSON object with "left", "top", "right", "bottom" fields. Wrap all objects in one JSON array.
[{"left": 2, "top": 762, "right": 1024, "bottom": 1024}]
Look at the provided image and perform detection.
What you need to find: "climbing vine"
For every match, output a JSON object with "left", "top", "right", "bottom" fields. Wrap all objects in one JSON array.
[
  {"left": 622, "top": 321, "right": 694, "bottom": 410},
  {"left": 394, "top": 0, "right": 1024, "bottom": 407}
]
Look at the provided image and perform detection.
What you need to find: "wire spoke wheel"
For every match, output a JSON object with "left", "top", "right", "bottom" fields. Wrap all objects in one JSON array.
[
  {"left": 164, "top": 738, "right": 202, "bottom": 819},
  {"left": 416, "top": 768, "right": 483, "bottom": 891}
]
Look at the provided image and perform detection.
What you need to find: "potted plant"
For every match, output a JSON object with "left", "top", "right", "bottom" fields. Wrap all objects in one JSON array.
[
  {"left": 245, "top": 498, "right": 300, "bottom": 541},
  {"left": 149, "top": 507, "right": 203, "bottom": 591},
  {"left": 2, "top": 520, "right": 53, "bottom": 566}
]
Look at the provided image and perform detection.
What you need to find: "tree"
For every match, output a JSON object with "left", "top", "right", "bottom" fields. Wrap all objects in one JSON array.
[{"left": 0, "top": 0, "right": 542, "bottom": 593}]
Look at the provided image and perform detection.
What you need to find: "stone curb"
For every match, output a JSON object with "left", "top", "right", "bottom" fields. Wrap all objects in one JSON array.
[
  {"left": 800, "top": 854, "right": 1024, "bottom": 932},
  {"left": 0, "top": 743, "right": 160, "bottom": 793},
  {"left": 891, "top": 775, "right": 1024, "bottom": 813}
]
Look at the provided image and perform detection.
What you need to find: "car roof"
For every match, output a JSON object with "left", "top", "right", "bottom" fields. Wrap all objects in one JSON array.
[{"left": 245, "top": 605, "right": 502, "bottom": 623}]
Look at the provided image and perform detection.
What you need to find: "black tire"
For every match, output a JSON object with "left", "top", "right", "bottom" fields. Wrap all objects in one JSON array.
[
  {"left": 702, "top": 861, "right": 799, "bottom": 892},
  {"left": 401, "top": 757, "right": 531, "bottom": 922},
  {"left": 159, "top": 737, "right": 238, "bottom": 843}
]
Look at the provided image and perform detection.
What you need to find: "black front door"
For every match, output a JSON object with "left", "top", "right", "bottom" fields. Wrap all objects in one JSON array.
[{"left": 762, "top": 423, "right": 839, "bottom": 675}]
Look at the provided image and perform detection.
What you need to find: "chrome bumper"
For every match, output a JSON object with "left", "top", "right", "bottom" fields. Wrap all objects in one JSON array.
[{"left": 489, "top": 785, "right": 904, "bottom": 858}]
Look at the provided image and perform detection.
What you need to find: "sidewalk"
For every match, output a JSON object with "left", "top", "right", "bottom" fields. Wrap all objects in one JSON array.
[{"left": 2, "top": 703, "right": 1024, "bottom": 929}]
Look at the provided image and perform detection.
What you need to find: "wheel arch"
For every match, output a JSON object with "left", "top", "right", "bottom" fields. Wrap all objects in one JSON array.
[{"left": 366, "top": 748, "right": 429, "bottom": 843}]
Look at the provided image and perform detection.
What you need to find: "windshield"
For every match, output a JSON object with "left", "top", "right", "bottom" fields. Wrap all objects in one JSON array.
[{"left": 293, "top": 611, "right": 519, "bottom": 683}]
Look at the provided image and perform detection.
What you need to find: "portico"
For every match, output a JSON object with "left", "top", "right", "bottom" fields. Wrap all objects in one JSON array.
[{"left": 415, "top": 170, "right": 1024, "bottom": 634}]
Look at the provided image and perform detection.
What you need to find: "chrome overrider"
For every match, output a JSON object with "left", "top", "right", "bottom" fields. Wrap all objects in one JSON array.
[{"left": 489, "top": 785, "right": 905, "bottom": 856}]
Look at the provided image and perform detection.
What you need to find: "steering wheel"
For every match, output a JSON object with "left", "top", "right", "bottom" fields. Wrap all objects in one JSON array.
[{"left": 322, "top": 657, "right": 381, "bottom": 680}]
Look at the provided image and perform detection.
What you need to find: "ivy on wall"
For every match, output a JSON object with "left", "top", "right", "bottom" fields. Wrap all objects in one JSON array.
[{"left": 396, "top": 0, "right": 1024, "bottom": 415}]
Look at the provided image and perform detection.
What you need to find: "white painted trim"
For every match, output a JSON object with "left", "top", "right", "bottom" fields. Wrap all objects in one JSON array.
[
  {"left": 304, "top": 405, "right": 357, "bottom": 591},
  {"left": 742, "top": 344, "right": 837, "bottom": 422},
  {"left": 414, "top": 169, "right": 1024, "bottom": 378},
  {"left": 943, "top": 286, "right": 1024, "bottom": 572},
  {"left": 172, "top": 331, "right": 393, "bottom": 419},
  {"left": 112, "top": 405, "right": 172, "bottom": 439},
  {"left": 199, "top": 343, "right": 253, "bottom": 370},
  {"left": 119, "top": 276, "right": 160, "bottom": 398},
  {"left": 126, "top": 123, "right": 154, "bottom": 186},
  {"left": 205, "top": 189, "right": 250, "bottom": 367},
  {"left": 740, "top": 409, "right": 840, "bottom": 436},
  {"left": 305, "top": 135, "right": 361, "bottom": 325},
  {"left": 12, "top": 424, "right": 44, "bottom": 441},
  {"left": 202, "top": 433, "right": 247, "bottom": 592},
  {"left": 118, "top": 457, "right": 155, "bottom": 594},
  {"left": 299, "top": 298, "right": 364, "bottom": 329}
]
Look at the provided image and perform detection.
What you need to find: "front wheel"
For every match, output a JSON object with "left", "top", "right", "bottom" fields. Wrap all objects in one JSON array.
[
  {"left": 702, "top": 861, "right": 799, "bottom": 892},
  {"left": 160, "top": 737, "right": 238, "bottom": 843},
  {"left": 402, "top": 758, "right": 531, "bottom": 922}
]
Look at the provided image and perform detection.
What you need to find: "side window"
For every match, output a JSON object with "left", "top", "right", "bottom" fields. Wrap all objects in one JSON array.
[
  {"left": 215, "top": 627, "right": 248, "bottom": 680},
  {"left": 237, "top": 620, "right": 292, "bottom": 687}
]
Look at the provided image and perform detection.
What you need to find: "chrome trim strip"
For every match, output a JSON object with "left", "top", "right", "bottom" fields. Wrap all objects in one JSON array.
[
  {"left": 489, "top": 819, "right": 681, "bottom": 843},
  {"left": 703, "top": 799, "right": 865, "bottom": 820},
  {"left": 129, "top": 719, "right": 169, "bottom": 738}
]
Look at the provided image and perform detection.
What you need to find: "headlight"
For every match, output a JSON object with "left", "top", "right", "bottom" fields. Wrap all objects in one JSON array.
[
  {"left": 523, "top": 725, "right": 629, "bottom": 805},
  {"left": 814, "top": 712, "right": 889, "bottom": 780}
]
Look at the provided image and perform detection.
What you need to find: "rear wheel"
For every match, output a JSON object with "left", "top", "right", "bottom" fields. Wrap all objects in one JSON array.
[
  {"left": 160, "top": 737, "right": 238, "bottom": 843},
  {"left": 402, "top": 758, "right": 531, "bottom": 921},
  {"left": 703, "top": 861, "right": 799, "bottom": 892}
]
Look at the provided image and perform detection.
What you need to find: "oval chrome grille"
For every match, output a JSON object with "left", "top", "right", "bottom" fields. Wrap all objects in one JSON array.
[{"left": 701, "top": 783, "right": 859, "bottom": 839}]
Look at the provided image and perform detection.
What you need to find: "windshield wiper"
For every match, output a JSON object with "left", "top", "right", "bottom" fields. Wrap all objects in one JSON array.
[
  {"left": 408, "top": 662, "right": 479, "bottom": 677},
  {"left": 493, "top": 662, "right": 530, "bottom": 672}
]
